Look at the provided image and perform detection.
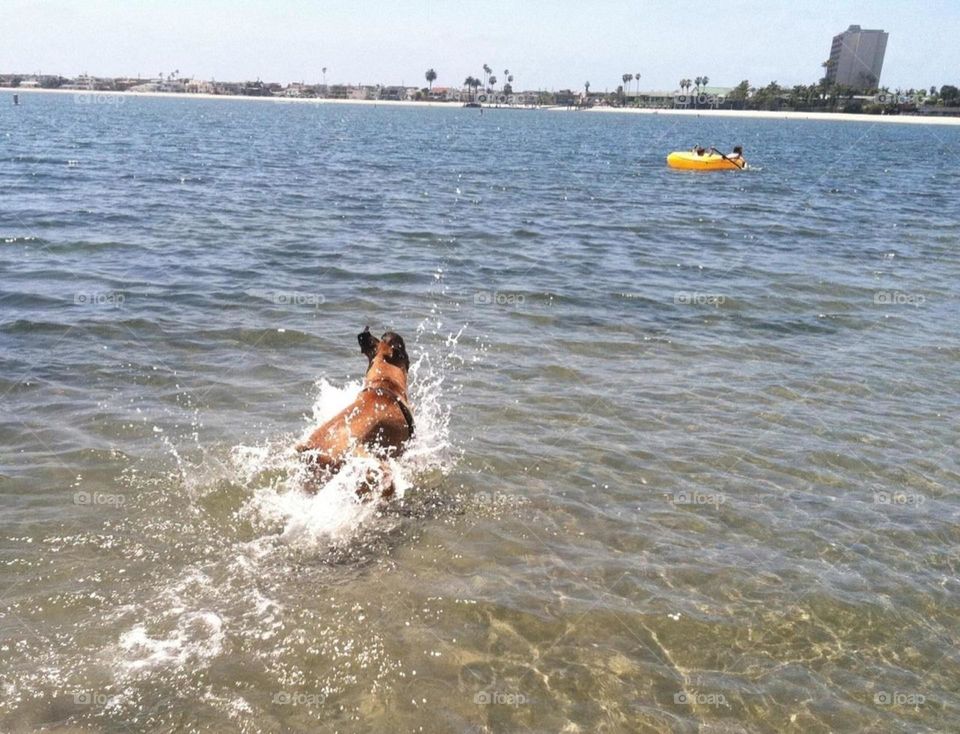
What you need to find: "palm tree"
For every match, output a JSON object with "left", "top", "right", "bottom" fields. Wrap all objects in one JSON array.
[
  {"left": 634, "top": 72, "right": 641, "bottom": 105},
  {"left": 463, "top": 76, "right": 476, "bottom": 102},
  {"left": 425, "top": 68, "right": 437, "bottom": 91},
  {"left": 585, "top": 81, "right": 590, "bottom": 95},
  {"left": 503, "top": 69, "right": 509, "bottom": 92},
  {"left": 820, "top": 60, "right": 836, "bottom": 88},
  {"left": 488, "top": 75, "right": 497, "bottom": 93},
  {"left": 321, "top": 67, "right": 327, "bottom": 85},
  {"left": 464, "top": 76, "right": 482, "bottom": 101},
  {"left": 622, "top": 73, "right": 633, "bottom": 104}
]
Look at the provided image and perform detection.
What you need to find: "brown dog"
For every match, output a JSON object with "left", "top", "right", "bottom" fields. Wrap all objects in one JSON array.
[{"left": 295, "top": 328, "right": 414, "bottom": 497}]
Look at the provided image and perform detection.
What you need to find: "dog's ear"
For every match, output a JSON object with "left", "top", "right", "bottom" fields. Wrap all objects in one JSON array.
[
  {"left": 358, "top": 326, "right": 379, "bottom": 361},
  {"left": 382, "top": 333, "right": 409, "bottom": 372}
]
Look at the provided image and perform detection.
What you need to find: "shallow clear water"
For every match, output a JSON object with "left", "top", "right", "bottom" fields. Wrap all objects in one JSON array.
[{"left": 1, "top": 93, "right": 959, "bottom": 733}]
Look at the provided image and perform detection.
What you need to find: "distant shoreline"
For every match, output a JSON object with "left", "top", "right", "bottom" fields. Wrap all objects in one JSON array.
[
  {"left": 7, "top": 86, "right": 960, "bottom": 126},
  {"left": 5, "top": 86, "right": 461, "bottom": 109},
  {"left": 577, "top": 105, "right": 960, "bottom": 126}
]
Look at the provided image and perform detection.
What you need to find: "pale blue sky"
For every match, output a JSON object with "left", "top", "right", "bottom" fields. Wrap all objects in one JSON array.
[{"left": 2, "top": 0, "right": 957, "bottom": 90}]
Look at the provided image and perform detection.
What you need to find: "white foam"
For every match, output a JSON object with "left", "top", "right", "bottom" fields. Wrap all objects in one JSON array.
[
  {"left": 108, "top": 552, "right": 280, "bottom": 683},
  {"left": 248, "top": 457, "right": 383, "bottom": 546},
  {"left": 117, "top": 610, "right": 224, "bottom": 674},
  {"left": 308, "top": 377, "right": 365, "bottom": 426}
]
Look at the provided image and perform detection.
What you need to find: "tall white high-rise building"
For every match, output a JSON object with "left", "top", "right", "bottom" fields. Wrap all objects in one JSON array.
[{"left": 825, "top": 25, "right": 888, "bottom": 91}]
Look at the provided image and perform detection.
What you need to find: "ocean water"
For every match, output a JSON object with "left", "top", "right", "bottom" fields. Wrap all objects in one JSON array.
[{"left": 1, "top": 92, "right": 959, "bottom": 733}]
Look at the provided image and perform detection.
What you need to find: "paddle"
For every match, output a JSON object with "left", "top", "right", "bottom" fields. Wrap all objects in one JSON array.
[{"left": 709, "top": 147, "right": 745, "bottom": 169}]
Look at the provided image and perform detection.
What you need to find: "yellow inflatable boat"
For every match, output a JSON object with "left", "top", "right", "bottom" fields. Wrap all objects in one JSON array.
[{"left": 667, "top": 151, "right": 746, "bottom": 171}]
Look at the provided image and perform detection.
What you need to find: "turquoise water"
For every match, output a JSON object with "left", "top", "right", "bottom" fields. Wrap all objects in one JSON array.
[{"left": 1, "top": 92, "right": 959, "bottom": 733}]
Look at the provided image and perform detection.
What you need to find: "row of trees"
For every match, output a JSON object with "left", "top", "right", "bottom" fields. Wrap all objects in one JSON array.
[
  {"left": 590, "top": 71, "right": 960, "bottom": 113},
  {"left": 610, "top": 73, "right": 715, "bottom": 107},
  {"left": 462, "top": 65, "right": 515, "bottom": 101},
  {"left": 678, "top": 77, "right": 710, "bottom": 95},
  {"left": 13, "top": 63, "right": 958, "bottom": 114},
  {"left": 333, "top": 68, "right": 960, "bottom": 112},
  {"left": 423, "top": 66, "right": 519, "bottom": 101},
  {"left": 619, "top": 71, "right": 642, "bottom": 103},
  {"left": 723, "top": 79, "right": 960, "bottom": 113}
]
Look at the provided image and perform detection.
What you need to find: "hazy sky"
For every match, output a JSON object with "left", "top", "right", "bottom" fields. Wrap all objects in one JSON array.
[{"left": 2, "top": 0, "right": 958, "bottom": 91}]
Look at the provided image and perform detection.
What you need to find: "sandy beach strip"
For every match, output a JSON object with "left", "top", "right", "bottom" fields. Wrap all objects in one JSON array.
[
  {"left": 7, "top": 86, "right": 960, "bottom": 126},
  {"left": 5, "top": 86, "right": 463, "bottom": 109},
  {"left": 568, "top": 105, "right": 960, "bottom": 126}
]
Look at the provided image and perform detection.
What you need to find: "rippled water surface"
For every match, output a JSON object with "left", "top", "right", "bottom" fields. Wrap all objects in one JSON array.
[{"left": 1, "top": 93, "right": 959, "bottom": 733}]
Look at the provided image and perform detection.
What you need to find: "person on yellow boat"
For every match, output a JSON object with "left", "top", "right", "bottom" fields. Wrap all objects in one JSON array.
[
  {"left": 692, "top": 146, "right": 707, "bottom": 156},
  {"left": 706, "top": 145, "right": 744, "bottom": 160},
  {"left": 704, "top": 145, "right": 746, "bottom": 167}
]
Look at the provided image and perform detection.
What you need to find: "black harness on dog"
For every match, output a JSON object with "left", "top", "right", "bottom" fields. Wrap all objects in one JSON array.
[{"left": 361, "top": 386, "right": 415, "bottom": 438}]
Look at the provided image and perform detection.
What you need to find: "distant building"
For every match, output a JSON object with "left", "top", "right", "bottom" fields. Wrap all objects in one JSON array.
[
  {"left": 214, "top": 82, "right": 242, "bottom": 96},
  {"left": 378, "top": 85, "right": 407, "bottom": 101},
  {"left": 114, "top": 78, "right": 143, "bottom": 91},
  {"left": 240, "top": 81, "right": 271, "bottom": 96},
  {"left": 346, "top": 85, "right": 377, "bottom": 100},
  {"left": 186, "top": 79, "right": 216, "bottom": 95},
  {"left": 669, "top": 86, "right": 735, "bottom": 109},
  {"left": 628, "top": 89, "right": 681, "bottom": 108},
  {"left": 128, "top": 78, "right": 185, "bottom": 94},
  {"left": 425, "top": 86, "right": 461, "bottom": 102},
  {"left": 825, "top": 24, "right": 888, "bottom": 91},
  {"left": 60, "top": 74, "right": 95, "bottom": 90}
]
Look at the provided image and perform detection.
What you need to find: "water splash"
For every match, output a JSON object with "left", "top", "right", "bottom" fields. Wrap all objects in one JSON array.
[
  {"left": 95, "top": 302, "right": 471, "bottom": 705},
  {"left": 233, "top": 317, "right": 462, "bottom": 550}
]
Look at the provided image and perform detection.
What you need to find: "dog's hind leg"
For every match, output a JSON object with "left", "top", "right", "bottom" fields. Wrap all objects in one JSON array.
[
  {"left": 351, "top": 446, "right": 396, "bottom": 501},
  {"left": 377, "top": 459, "right": 396, "bottom": 500}
]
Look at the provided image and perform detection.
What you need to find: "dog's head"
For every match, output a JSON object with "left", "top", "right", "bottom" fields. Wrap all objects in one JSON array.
[{"left": 358, "top": 327, "right": 410, "bottom": 374}]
